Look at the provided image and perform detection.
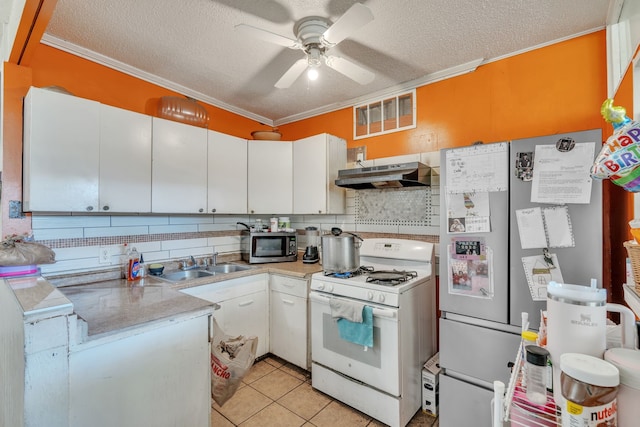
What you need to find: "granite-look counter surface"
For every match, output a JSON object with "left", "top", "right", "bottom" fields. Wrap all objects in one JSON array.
[
  {"left": 59, "top": 279, "right": 214, "bottom": 339},
  {"left": 15, "top": 259, "right": 324, "bottom": 341}
]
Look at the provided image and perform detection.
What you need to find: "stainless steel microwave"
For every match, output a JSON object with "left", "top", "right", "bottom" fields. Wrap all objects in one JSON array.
[{"left": 241, "top": 231, "right": 297, "bottom": 264}]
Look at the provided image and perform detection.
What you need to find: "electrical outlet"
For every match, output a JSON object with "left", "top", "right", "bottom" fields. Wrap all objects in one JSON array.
[{"left": 99, "top": 246, "right": 111, "bottom": 264}]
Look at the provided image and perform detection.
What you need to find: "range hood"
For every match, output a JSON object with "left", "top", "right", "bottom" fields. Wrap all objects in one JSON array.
[{"left": 335, "top": 161, "right": 431, "bottom": 189}]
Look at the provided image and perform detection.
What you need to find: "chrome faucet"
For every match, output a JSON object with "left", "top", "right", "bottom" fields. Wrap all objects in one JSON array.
[
  {"left": 212, "top": 252, "right": 218, "bottom": 267},
  {"left": 181, "top": 255, "right": 199, "bottom": 270}
]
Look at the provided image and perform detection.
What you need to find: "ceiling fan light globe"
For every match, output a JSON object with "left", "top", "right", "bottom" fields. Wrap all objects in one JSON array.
[{"left": 307, "top": 68, "right": 319, "bottom": 81}]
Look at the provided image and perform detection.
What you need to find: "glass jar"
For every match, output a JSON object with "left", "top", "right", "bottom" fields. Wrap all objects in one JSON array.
[{"left": 560, "top": 353, "right": 619, "bottom": 427}]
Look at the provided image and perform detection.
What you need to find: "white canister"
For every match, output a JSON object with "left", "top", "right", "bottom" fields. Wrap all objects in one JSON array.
[
  {"left": 604, "top": 347, "right": 640, "bottom": 426},
  {"left": 270, "top": 217, "right": 279, "bottom": 232},
  {"left": 546, "top": 280, "right": 635, "bottom": 403}
]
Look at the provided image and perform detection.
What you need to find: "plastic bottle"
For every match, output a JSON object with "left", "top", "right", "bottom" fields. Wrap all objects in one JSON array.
[
  {"left": 127, "top": 247, "right": 141, "bottom": 281},
  {"left": 560, "top": 353, "right": 619, "bottom": 427},
  {"left": 525, "top": 345, "right": 549, "bottom": 405},
  {"left": 138, "top": 253, "right": 146, "bottom": 278}
]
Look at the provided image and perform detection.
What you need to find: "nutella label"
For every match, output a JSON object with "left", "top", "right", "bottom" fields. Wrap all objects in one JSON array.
[{"left": 562, "top": 399, "right": 617, "bottom": 427}]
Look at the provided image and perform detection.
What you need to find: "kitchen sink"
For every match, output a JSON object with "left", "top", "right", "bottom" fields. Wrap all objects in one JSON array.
[
  {"left": 158, "top": 269, "right": 215, "bottom": 282},
  {"left": 206, "top": 264, "right": 253, "bottom": 274}
]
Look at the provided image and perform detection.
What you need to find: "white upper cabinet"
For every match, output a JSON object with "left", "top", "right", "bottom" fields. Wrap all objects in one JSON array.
[
  {"left": 151, "top": 117, "right": 208, "bottom": 213},
  {"left": 23, "top": 87, "right": 101, "bottom": 212},
  {"left": 207, "top": 131, "right": 247, "bottom": 214},
  {"left": 293, "top": 133, "right": 346, "bottom": 214},
  {"left": 99, "top": 104, "right": 152, "bottom": 213},
  {"left": 247, "top": 140, "right": 293, "bottom": 214}
]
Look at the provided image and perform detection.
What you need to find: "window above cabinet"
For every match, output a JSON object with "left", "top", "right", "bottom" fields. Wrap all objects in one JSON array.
[{"left": 353, "top": 89, "right": 416, "bottom": 139}]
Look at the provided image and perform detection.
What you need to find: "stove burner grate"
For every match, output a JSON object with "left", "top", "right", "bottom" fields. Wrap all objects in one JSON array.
[
  {"left": 323, "top": 265, "right": 373, "bottom": 278},
  {"left": 366, "top": 270, "right": 418, "bottom": 286}
]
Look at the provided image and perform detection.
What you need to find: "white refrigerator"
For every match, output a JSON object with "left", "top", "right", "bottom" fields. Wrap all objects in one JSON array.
[{"left": 438, "top": 129, "right": 603, "bottom": 426}]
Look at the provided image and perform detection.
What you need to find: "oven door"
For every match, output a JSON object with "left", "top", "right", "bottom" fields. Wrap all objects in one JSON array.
[{"left": 309, "top": 291, "right": 400, "bottom": 396}]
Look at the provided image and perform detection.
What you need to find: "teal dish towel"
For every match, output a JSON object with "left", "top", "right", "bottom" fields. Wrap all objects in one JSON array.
[{"left": 337, "top": 306, "right": 373, "bottom": 348}]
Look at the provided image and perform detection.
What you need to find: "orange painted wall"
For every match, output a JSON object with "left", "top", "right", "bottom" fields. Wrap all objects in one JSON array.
[
  {"left": 27, "top": 44, "right": 269, "bottom": 139},
  {"left": 280, "top": 31, "right": 609, "bottom": 158}
]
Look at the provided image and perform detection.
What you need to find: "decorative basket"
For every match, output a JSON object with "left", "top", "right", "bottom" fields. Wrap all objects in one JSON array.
[{"left": 623, "top": 240, "right": 640, "bottom": 292}]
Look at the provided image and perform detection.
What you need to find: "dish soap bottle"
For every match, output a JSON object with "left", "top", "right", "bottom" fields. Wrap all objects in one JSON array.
[{"left": 127, "top": 246, "right": 141, "bottom": 281}]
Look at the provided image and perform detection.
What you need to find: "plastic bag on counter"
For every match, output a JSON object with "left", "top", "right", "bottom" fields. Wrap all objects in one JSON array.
[
  {"left": 0, "top": 234, "right": 55, "bottom": 266},
  {"left": 210, "top": 319, "right": 258, "bottom": 406}
]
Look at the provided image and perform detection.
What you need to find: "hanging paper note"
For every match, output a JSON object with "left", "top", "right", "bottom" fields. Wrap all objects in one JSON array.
[
  {"left": 522, "top": 254, "right": 565, "bottom": 301},
  {"left": 516, "top": 208, "right": 548, "bottom": 249},
  {"left": 445, "top": 143, "right": 509, "bottom": 193},
  {"left": 530, "top": 143, "right": 595, "bottom": 204},
  {"left": 446, "top": 191, "right": 491, "bottom": 233}
]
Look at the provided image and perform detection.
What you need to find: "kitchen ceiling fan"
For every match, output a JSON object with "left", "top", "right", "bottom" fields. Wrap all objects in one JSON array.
[{"left": 235, "top": 3, "right": 375, "bottom": 88}]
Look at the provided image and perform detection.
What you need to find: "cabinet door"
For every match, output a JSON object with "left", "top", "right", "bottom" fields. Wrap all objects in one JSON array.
[
  {"left": 293, "top": 134, "right": 327, "bottom": 214},
  {"left": 23, "top": 87, "right": 100, "bottom": 212},
  {"left": 270, "top": 290, "right": 307, "bottom": 369},
  {"left": 225, "top": 290, "right": 269, "bottom": 357},
  {"left": 99, "top": 104, "right": 152, "bottom": 213},
  {"left": 152, "top": 117, "right": 208, "bottom": 213},
  {"left": 293, "top": 134, "right": 346, "bottom": 214},
  {"left": 247, "top": 140, "right": 292, "bottom": 214},
  {"left": 207, "top": 131, "right": 247, "bottom": 213}
]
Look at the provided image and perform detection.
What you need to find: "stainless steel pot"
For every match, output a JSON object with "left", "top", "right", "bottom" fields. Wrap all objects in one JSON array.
[{"left": 321, "top": 229, "right": 362, "bottom": 273}]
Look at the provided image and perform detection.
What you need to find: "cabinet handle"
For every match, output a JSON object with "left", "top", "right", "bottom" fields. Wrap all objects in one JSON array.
[
  {"left": 211, "top": 208, "right": 216, "bottom": 213},
  {"left": 318, "top": 210, "right": 322, "bottom": 214},
  {"left": 199, "top": 208, "right": 204, "bottom": 213},
  {"left": 86, "top": 206, "right": 94, "bottom": 211},
  {"left": 102, "top": 205, "right": 110, "bottom": 211},
  {"left": 283, "top": 299, "right": 295, "bottom": 305},
  {"left": 238, "top": 300, "right": 254, "bottom": 307},
  {"left": 250, "top": 210, "right": 255, "bottom": 214}
]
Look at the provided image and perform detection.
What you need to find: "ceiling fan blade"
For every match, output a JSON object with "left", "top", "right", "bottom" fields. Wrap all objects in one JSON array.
[
  {"left": 322, "top": 3, "right": 374, "bottom": 46},
  {"left": 275, "top": 58, "right": 308, "bottom": 88},
  {"left": 235, "top": 24, "right": 300, "bottom": 49},
  {"left": 325, "top": 55, "right": 375, "bottom": 85}
]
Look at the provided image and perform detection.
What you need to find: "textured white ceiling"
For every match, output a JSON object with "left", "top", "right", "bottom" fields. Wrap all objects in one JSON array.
[{"left": 43, "top": 0, "right": 610, "bottom": 125}]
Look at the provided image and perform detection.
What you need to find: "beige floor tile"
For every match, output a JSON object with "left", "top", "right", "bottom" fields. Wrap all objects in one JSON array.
[
  {"left": 242, "top": 359, "right": 278, "bottom": 384},
  {"left": 407, "top": 410, "right": 438, "bottom": 426},
  {"left": 280, "top": 363, "right": 311, "bottom": 381},
  {"left": 213, "top": 385, "right": 273, "bottom": 425},
  {"left": 251, "top": 369, "right": 304, "bottom": 400},
  {"left": 278, "top": 381, "right": 332, "bottom": 421},
  {"left": 210, "top": 408, "right": 235, "bottom": 427},
  {"left": 263, "top": 355, "right": 287, "bottom": 368},
  {"left": 309, "top": 400, "right": 371, "bottom": 427},
  {"left": 240, "top": 402, "right": 306, "bottom": 427}
]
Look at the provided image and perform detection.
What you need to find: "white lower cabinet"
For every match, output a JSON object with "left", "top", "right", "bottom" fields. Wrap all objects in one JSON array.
[
  {"left": 181, "top": 273, "right": 269, "bottom": 358},
  {"left": 68, "top": 314, "right": 211, "bottom": 427},
  {"left": 269, "top": 274, "right": 309, "bottom": 370}
]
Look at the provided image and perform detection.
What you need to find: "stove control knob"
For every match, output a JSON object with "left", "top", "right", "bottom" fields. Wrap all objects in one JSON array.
[
  {"left": 378, "top": 294, "right": 385, "bottom": 303},
  {"left": 317, "top": 283, "right": 325, "bottom": 291},
  {"left": 367, "top": 291, "right": 374, "bottom": 300},
  {"left": 328, "top": 284, "right": 334, "bottom": 292}
]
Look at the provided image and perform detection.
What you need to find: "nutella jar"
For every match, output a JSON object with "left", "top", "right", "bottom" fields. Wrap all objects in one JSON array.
[{"left": 560, "top": 353, "right": 619, "bottom": 427}]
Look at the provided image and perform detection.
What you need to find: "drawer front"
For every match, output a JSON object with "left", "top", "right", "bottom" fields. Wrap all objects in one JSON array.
[
  {"left": 439, "top": 318, "right": 519, "bottom": 385},
  {"left": 270, "top": 275, "right": 308, "bottom": 298}
]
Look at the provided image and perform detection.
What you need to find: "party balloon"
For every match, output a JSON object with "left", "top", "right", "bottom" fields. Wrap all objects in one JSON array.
[{"left": 591, "top": 99, "right": 640, "bottom": 192}]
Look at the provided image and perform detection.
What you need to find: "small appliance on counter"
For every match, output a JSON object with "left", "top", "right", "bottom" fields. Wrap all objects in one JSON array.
[
  {"left": 240, "top": 229, "right": 297, "bottom": 264},
  {"left": 303, "top": 227, "right": 320, "bottom": 264}
]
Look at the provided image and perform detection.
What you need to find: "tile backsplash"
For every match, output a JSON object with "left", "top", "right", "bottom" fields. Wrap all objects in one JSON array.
[{"left": 32, "top": 153, "right": 440, "bottom": 276}]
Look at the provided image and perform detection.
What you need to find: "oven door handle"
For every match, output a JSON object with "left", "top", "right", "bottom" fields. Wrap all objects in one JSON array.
[{"left": 309, "top": 291, "right": 397, "bottom": 319}]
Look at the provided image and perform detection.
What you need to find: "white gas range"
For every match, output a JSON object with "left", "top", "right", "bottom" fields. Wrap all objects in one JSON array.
[{"left": 309, "top": 238, "right": 437, "bottom": 427}]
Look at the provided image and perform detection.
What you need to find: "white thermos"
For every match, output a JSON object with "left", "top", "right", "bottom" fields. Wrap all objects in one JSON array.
[{"left": 546, "top": 280, "right": 636, "bottom": 403}]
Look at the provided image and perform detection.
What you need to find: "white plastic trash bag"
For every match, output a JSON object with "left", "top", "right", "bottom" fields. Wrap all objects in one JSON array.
[{"left": 210, "top": 319, "right": 258, "bottom": 406}]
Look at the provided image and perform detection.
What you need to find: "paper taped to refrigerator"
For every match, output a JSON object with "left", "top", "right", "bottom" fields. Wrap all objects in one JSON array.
[{"left": 445, "top": 142, "right": 509, "bottom": 194}]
